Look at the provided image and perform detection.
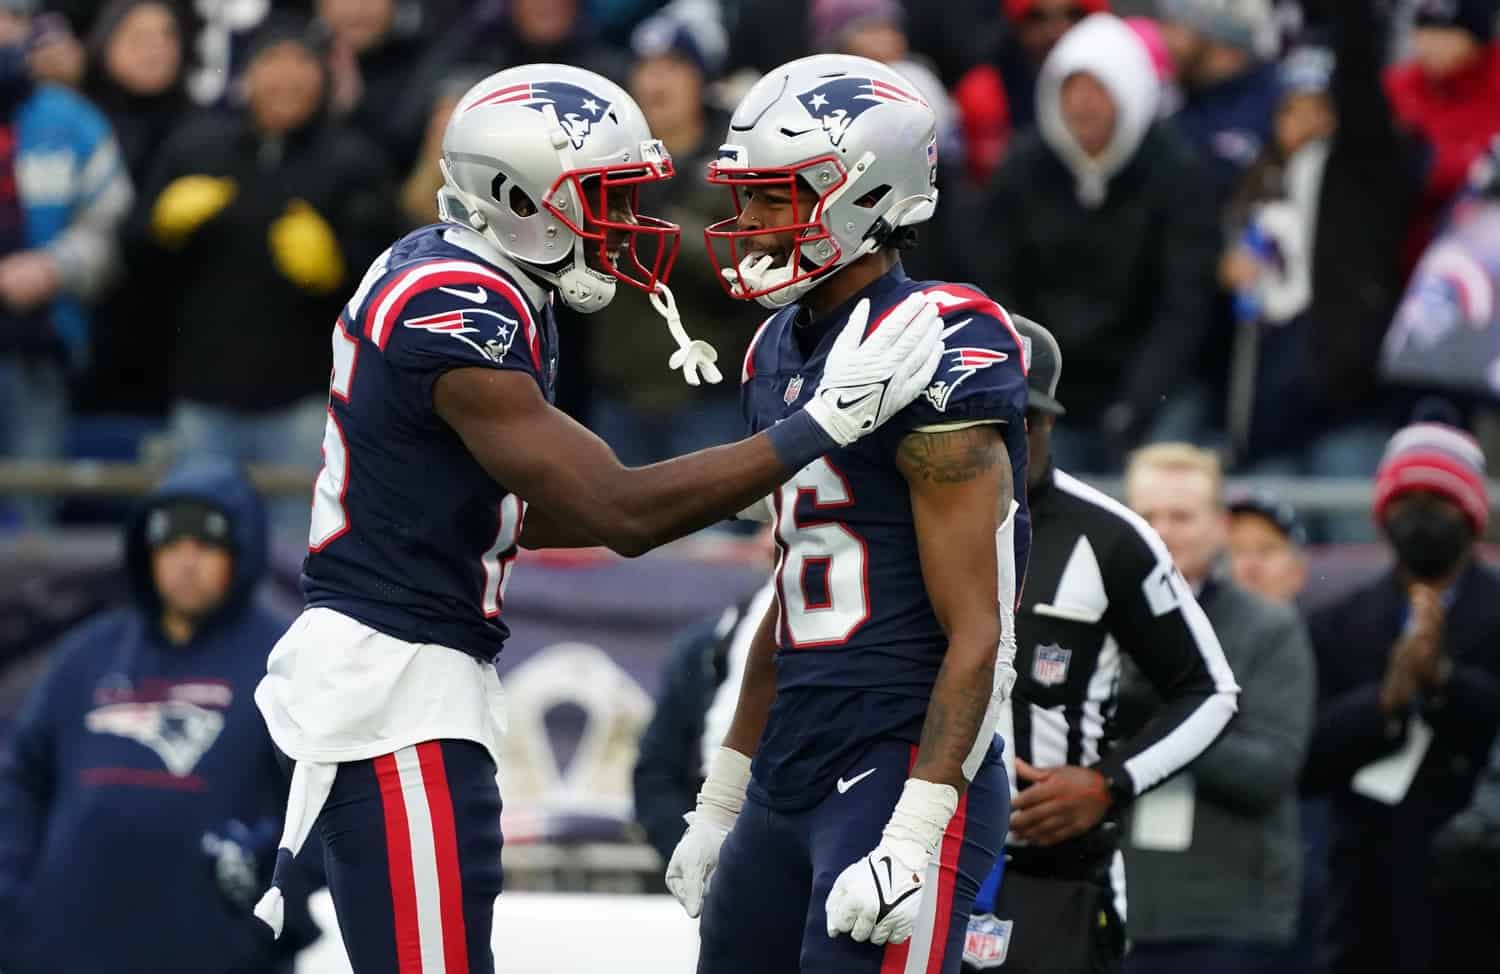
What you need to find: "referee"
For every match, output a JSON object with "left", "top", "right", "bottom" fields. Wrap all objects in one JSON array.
[{"left": 963, "top": 317, "right": 1240, "bottom": 974}]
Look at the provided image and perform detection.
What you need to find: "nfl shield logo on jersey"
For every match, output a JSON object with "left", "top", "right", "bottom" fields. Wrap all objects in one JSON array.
[
  {"left": 963, "top": 913, "right": 1012, "bottom": 969},
  {"left": 1032, "top": 643, "right": 1072, "bottom": 686},
  {"left": 784, "top": 375, "right": 804, "bottom": 405}
]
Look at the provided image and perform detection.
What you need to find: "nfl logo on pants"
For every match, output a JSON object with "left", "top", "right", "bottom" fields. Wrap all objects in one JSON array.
[{"left": 1032, "top": 644, "right": 1071, "bottom": 686}]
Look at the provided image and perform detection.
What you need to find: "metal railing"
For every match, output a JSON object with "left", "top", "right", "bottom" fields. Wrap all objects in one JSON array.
[{"left": 3, "top": 459, "right": 1500, "bottom": 515}]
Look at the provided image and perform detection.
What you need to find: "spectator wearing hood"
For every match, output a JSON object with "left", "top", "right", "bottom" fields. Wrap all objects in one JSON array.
[
  {"left": 949, "top": 0, "right": 1108, "bottom": 186},
  {"left": 1159, "top": 0, "right": 1282, "bottom": 208},
  {"left": 73, "top": 0, "right": 190, "bottom": 419},
  {"left": 137, "top": 14, "right": 394, "bottom": 541},
  {"left": 0, "top": 0, "right": 133, "bottom": 527},
  {"left": 0, "top": 458, "right": 318, "bottom": 974},
  {"left": 1386, "top": 0, "right": 1500, "bottom": 266},
  {"left": 1303, "top": 422, "right": 1500, "bottom": 974},
  {"left": 973, "top": 12, "right": 1218, "bottom": 472}
]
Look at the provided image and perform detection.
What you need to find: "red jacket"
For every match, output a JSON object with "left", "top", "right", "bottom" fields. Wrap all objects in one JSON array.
[{"left": 1385, "top": 44, "right": 1500, "bottom": 264}]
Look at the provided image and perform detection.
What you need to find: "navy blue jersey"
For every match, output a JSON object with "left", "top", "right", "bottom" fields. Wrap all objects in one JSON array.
[
  {"left": 301, "top": 226, "right": 559, "bottom": 662},
  {"left": 741, "top": 265, "right": 1031, "bottom": 810}
]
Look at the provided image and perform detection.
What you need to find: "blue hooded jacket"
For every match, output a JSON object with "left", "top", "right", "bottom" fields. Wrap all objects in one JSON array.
[{"left": 0, "top": 458, "right": 316, "bottom": 973}]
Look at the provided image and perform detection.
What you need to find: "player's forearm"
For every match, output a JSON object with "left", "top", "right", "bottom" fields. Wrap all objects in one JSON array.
[
  {"left": 721, "top": 599, "right": 781, "bottom": 758},
  {"left": 604, "top": 433, "right": 798, "bottom": 555},
  {"left": 912, "top": 632, "right": 1000, "bottom": 792}
]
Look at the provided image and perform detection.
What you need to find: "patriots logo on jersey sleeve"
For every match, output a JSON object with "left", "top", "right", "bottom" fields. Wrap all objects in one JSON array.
[
  {"left": 466, "top": 81, "right": 613, "bottom": 150},
  {"left": 405, "top": 306, "right": 519, "bottom": 363},
  {"left": 796, "top": 77, "right": 924, "bottom": 147},
  {"left": 923, "top": 346, "right": 1009, "bottom": 413}
]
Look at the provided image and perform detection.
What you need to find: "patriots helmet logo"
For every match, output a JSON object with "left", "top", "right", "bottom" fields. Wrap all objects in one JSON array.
[
  {"left": 923, "top": 346, "right": 1009, "bottom": 413},
  {"left": 796, "top": 77, "right": 924, "bottom": 147},
  {"left": 467, "top": 81, "right": 614, "bottom": 150}
]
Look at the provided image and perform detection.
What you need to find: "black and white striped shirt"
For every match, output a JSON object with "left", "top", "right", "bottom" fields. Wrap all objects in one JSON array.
[{"left": 1005, "top": 469, "right": 1238, "bottom": 870}]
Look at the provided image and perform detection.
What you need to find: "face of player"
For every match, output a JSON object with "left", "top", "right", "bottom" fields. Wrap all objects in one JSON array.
[
  {"left": 1127, "top": 466, "right": 1226, "bottom": 588},
  {"left": 1019, "top": 0, "right": 1087, "bottom": 65},
  {"left": 246, "top": 42, "right": 325, "bottom": 135},
  {"left": 152, "top": 538, "right": 234, "bottom": 632},
  {"left": 578, "top": 181, "right": 639, "bottom": 275},
  {"left": 1227, "top": 513, "right": 1306, "bottom": 604},
  {"left": 317, "top": 0, "right": 395, "bottom": 54},
  {"left": 1059, "top": 72, "right": 1116, "bottom": 159},
  {"left": 734, "top": 181, "right": 817, "bottom": 267},
  {"left": 106, "top": 2, "right": 181, "bottom": 97}
]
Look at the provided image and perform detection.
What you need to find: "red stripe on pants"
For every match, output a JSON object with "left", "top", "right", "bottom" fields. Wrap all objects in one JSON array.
[
  {"left": 418, "top": 742, "right": 471, "bottom": 974},
  {"left": 375, "top": 753, "right": 424, "bottom": 973},
  {"left": 924, "top": 789, "right": 970, "bottom": 972}
]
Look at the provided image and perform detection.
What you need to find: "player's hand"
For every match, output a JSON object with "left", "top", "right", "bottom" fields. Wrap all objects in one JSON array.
[
  {"left": 1009, "top": 759, "right": 1111, "bottom": 846},
  {"left": 825, "top": 778, "right": 956, "bottom": 945},
  {"left": 151, "top": 174, "right": 238, "bottom": 248},
  {"left": 803, "top": 293, "right": 943, "bottom": 446},
  {"left": 826, "top": 835, "right": 929, "bottom": 945},
  {"left": 665, "top": 810, "right": 732, "bottom": 918},
  {"left": 664, "top": 746, "right": 750, "bottom": 917}
]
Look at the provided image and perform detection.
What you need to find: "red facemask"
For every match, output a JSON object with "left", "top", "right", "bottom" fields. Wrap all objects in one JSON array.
[
  {"left": 703, "top": 154, "right": 849, "bottom": 301},
  {"left": 542, "top": 157, "right": 681, "bottom": 293}
]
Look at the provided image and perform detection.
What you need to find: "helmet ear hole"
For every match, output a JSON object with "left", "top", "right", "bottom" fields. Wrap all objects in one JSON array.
[
  {"left": 509, "top": 185, "right": 538, "bottom": 218},
  {"left": 490, "top": 173, "right": 507, "bottom": 201},
  {"left": 853, "top": 185, "right": 891, "bottom": 209}
]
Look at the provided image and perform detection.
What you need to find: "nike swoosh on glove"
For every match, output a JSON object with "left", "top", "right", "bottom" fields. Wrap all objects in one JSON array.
[
  {"left": 803, "top": 292, "right": 944, "bottom": 446},
  {"left": 665, "top": 746, "right": 750, "bottom": 917},
  {"left": 825, "top": 778, "right": 958, "bottom": 945}
]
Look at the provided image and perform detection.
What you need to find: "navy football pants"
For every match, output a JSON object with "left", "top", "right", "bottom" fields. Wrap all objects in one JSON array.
[
  {"left": 319, "top": 740, "right": 503, "bottom": 973},
  {"left": 699, "top": 738, "right": 1008, "bottom": 974}
]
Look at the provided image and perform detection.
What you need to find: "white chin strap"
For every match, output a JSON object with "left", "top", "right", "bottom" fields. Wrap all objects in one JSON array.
[{"left": 650, "top": 282, "right": 722, "bottom": 386}]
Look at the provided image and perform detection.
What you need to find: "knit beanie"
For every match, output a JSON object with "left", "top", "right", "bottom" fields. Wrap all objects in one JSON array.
[
  {"left": 1159, "top": 0, "right": 1278, "bottom": 58},
  {"left": 1373, "top": 422, "right": 1490, "bottom": 534}
]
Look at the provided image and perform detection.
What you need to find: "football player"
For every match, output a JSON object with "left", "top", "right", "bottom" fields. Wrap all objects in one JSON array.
[
  {"left": 248, "top": 63, "right": 946, "bottom": 973},
  {"left": 666, "top": 54, "right": 1032, "bottom": 974}
]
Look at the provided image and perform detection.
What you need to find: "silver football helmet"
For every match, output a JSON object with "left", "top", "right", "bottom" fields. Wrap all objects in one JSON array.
[
  {"left": 436, "top": 64, "right": 680, "bottom": 315},
  {"left": 706, "top": 54, "right": 940, "bottom": 309}
]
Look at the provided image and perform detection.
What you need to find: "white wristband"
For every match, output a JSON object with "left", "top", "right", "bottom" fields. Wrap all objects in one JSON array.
[
  {"left": 693, "top": 746, "right": 752, "bottom": 830},
  {"left": 882, "top": 778, "right": 959, "bottom": 867}
]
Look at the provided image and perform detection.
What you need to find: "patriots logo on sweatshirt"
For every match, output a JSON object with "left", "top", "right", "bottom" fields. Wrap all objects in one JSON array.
[{"left": 86, "top": 699, "right": 226, "bottom": 776}]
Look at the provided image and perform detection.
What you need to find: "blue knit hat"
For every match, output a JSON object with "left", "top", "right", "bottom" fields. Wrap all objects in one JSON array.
[{"left": 631, "top": 10, "right": 726, "bottom": 79}]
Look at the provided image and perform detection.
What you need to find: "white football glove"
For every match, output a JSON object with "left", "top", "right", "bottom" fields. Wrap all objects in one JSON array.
[
  {"left": 665, "top": 746, "right": 751, "bottom": 917},
  {"left": 825, "top": 778, "right": 958, "bottom": 945},
  {"left": 803, "top": 292, "right": 944, "bottom": 446}
]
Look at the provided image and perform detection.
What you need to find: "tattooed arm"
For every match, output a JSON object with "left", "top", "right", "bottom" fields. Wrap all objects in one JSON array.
[{"left": 897, "top": 424, "right": 1012, "bottom": 792}]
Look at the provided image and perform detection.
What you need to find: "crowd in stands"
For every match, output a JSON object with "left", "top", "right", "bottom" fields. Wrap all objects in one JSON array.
[{"left": 0, "top": 0, "right": 1496, "bottom": 542}]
